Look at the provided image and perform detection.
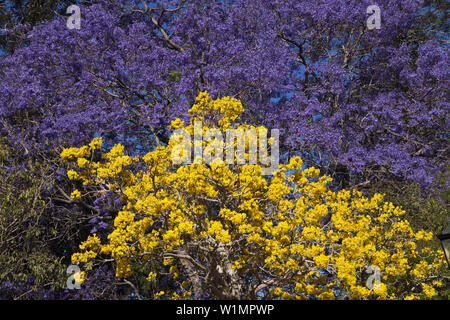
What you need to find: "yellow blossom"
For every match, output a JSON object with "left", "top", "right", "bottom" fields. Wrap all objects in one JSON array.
[
  {"left": 70, "top": 189, "right": 81, "bottom": 200},
  {"left": 63, "top": 91, "right": 446, "bottom": 300}
]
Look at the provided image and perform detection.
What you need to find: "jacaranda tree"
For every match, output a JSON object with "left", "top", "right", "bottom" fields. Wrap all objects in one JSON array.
[{"left": 1, "top": 0, "right": 448, "bottom": 186}]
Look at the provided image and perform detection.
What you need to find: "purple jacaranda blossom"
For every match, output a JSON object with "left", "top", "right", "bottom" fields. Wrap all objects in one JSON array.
[{"left": 1, "top": 0, "right": 446, "bottom": 188}]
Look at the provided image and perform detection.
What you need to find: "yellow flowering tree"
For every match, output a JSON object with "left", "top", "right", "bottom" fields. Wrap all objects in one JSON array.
[{"left": 62, "top": 92, "right": 446, "bottom": 300}]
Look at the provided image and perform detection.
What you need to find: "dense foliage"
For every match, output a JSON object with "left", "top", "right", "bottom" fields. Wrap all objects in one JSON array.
[
  {"left": 1, "top": 0, "right": 448, "bottom": 186},
  {"left": 64, "top": 92, "right": 447, "bottom": 299},
  {"left": 0, "top": 0, "right": 448, "bottom": 299}
]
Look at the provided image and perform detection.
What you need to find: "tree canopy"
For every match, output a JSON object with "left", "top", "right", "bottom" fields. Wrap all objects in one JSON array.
[{"left": 0, "top": 0, "right": 448, "bottom": 299}]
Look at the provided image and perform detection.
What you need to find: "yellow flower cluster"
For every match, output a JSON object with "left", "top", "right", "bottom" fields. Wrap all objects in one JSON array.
[
  {"left": 61, "top": 136, "right": 138, "bottom": 189},
  {"left": 70, "top": 189, "right": 81, "bottom": 200},
  {"left": 188, "top": 91, "right": 244, "bottom": 129},
  {"left": 61, "top": 146, "right": 90, "bottom": 161},
  {"left": 63, "top": 91, "right": 446, "bottom": 300}
]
